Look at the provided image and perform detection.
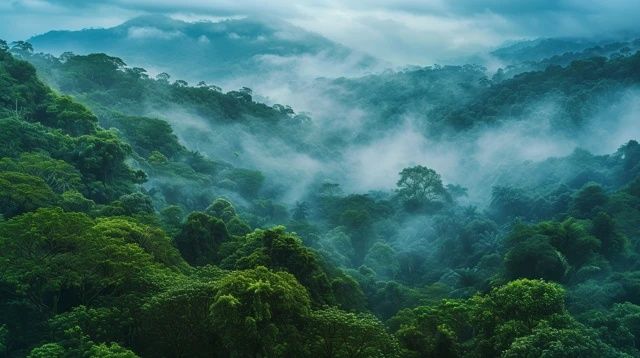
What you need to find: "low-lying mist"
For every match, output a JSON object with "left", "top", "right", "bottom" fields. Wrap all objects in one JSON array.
[
  {"left": 142, "top": 69, "right": 640, "bottom": 208},
  {"left": 23, "top": 16, "right": 640, "bottom": 213}
]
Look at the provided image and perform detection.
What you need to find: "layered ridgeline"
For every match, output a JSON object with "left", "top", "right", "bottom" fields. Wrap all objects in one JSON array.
[
  {"left": 23, "top": 41, "right": 640, "bottom": 191},
  {"left": 28, "top": 15, "right": 378, "bottom": 85},
  {"left": 2, "top": 37, "right": 640, "bottom": 358},
  {"left": 314, "top": 46, "right": 640, "bottom": 133},
  {"left": 490, "top": 36, "right": 640, "bottom": 76}
]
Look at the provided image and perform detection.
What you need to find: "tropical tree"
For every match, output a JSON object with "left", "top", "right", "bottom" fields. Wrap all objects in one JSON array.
[
  {"left": 396, "top": 165, "right": 450, "bottom": 211},
  {"left": 210, "top": 267, "right": 310, "bottom": 356},
  {"left": 308, "top": 307, "right": 400, "bottom": 358}
]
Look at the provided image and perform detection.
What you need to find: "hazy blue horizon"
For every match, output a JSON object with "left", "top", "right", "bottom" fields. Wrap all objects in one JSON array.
[{"left": 3, "top": 0, "right": 640, "bottom": 65}]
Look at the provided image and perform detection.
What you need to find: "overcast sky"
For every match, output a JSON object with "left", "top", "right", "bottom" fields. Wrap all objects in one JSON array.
[{"left": 1, "top": 0, "right": 639, "bottom": 65}]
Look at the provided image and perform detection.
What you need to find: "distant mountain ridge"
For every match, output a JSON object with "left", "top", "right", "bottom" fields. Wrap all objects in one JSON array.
[
  {"left": 29, "top": 15, "right": 378, "bottom": 84},
  {"left": 492, "top": 36, "right": 640, "bottom": 64}
]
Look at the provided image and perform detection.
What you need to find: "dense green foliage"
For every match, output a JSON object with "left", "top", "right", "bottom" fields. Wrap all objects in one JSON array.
[{"left": 1, "top": 38, "right": 640, "bottom": 357}]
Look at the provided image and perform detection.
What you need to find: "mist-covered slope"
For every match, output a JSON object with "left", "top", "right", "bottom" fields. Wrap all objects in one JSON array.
[
  {"left": 321, "top": 49, "right": 640, "bottom": 131},
  {"left": 29, "top": 15, "right": 378, "bottom": 84},
  {"left": 490, "top": 36, "right": 640, "bottom": 79},
  {"left": 492, "top": 37, "right": 639, "bottom": 63},
  {"left": 21, "top": 45, "right": 640, "bottom": 204}
]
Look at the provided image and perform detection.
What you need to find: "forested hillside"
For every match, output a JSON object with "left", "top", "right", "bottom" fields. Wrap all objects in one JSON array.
[
  {"left": 317, "top": 48, "right": 640, "bottom": 134},
  {"left": 2, "top": 32, "right": 640, "bottom": 358},
  {"left": 491, "top": 37, "right": 640, "bottom": 78}
]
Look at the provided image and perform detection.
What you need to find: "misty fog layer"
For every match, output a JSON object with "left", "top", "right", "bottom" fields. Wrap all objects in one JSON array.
[{"left": 139, "top": 77, "right": 640, "bottom": 206}]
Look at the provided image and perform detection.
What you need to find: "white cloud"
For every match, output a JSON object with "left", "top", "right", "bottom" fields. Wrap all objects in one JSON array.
[{"left": 127, "top": 26, "right": 183, "bottom": 40}]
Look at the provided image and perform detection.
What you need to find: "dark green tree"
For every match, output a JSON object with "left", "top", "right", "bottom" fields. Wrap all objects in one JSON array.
[{"left": 396, "top": 165, "right": 450, "bottom": 211}]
